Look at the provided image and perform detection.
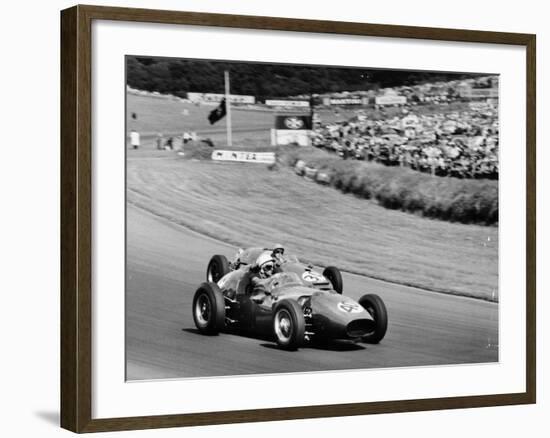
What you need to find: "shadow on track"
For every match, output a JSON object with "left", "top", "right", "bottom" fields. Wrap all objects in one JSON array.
[
  {"left": 181, "top": 326, "right": 273, "bottom": 342},
  {"left": 182, "top": 327, "right": 366, "bottom": 352},
  {"left": 257, "top": 340, "right": 366, "bottom": 352}
]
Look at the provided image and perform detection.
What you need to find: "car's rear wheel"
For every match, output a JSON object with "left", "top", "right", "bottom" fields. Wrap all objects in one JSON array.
[
  {"left": 273, "top": 300, "right": 306, "bottom": 350},
  {"left": 323, "top": 266, "right": 343, "bottom": 294},
  {"left": 192, "top": 282, "right": 226, "bottom": 335},
  {"left": 359, "top": 294, "right": 388, "bottom": 344},
  {"left": 206, "top": 255, "right": 230, "bottom": 283}
]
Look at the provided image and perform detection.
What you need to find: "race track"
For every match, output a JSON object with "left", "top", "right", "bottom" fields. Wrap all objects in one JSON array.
[{"left": 126, "top": 204, "right": 498, "bottom": 381}]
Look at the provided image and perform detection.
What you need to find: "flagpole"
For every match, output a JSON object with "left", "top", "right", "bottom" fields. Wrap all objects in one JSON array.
[{"left": 224, "top": 70, "right": 232, "bottom": 147}]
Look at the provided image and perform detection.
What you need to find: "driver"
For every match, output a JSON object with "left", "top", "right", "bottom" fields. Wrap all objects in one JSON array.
[
  {"left": 249, "top": 252, "right": 276, "bottom": 299},
  {"left": 271, "top": 243, "right": 285, "bottom": 265}
]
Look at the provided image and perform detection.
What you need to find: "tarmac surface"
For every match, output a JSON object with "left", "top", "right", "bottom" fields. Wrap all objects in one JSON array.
[{"left": 126, "top": 204, "right": 498, "bottom": 380}]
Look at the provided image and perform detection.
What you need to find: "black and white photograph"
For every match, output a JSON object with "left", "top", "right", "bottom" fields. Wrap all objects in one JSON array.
[{"left": 125, "top": 56, "right": 499, "bottom": 380}]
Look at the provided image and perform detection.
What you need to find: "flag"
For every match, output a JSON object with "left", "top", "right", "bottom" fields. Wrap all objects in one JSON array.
[{"left": 207, "top": 98, "right": 226, "bottom": 125}]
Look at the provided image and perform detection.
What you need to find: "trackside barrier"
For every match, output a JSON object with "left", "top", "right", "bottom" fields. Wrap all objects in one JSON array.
[{"left": 294, "top": 160, "right": 333, "bottom": 185}]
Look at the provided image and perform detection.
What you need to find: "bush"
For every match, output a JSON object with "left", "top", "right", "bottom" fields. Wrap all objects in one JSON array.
[
  {"left": 282, "top": 147, "right": 498, "bottom": 225},
  {"left": 180, "top": 141, "right": 215, "bottom": 160}
]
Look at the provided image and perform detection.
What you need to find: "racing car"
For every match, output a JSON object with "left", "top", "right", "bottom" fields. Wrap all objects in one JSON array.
[{"left": 192, "top": 248, "right": 388, "bottom": 350}]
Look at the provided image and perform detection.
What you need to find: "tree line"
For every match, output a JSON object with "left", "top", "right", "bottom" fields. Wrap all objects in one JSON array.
[{"left": 127, "top": 56, "right": 481, "bottom": 100}]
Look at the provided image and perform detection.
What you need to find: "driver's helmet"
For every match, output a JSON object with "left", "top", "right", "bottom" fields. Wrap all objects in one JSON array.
[
  {"left": 256, "top": 252, "right": 275, "bottom": 279},
  {"left": 271, "top": 243, "right": 285, "bottom": 260}
]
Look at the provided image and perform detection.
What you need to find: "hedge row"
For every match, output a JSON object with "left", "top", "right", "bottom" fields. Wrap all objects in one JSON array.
[{"left": 282, "top": 148, "right": 498, "bottom": 225}]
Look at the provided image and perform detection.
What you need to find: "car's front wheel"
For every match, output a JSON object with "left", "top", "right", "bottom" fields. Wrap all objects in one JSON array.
[
  {"left": 272, "top": 300, "right": 306, "bottom": 350},
  {"left": 323, "top": 266, "right": 343, "bottom": 294},
  {"left": 206, "top": 255, "right": 230, "bottom": 283},
  {"left": 192, "top": 282, "right": 226, "bottom": 335},
  {"left": 359, "top": 294, "right": 388, "bottom": 344}
]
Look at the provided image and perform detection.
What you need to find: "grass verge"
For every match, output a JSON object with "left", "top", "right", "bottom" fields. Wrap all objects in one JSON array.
[
  {"left": 126, "top": 150, "right": 498, "bottom": 301},
  {"left": 280, "top": 147, "right": 498, "bottom": 226}
]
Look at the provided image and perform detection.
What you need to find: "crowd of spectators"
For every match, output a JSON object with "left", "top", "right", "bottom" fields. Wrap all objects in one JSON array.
[
  {"left": 307, "top": 75, "right": 499, "bottom": 107},
  {"left": 311, "top": 103, "right": 499, "bottom": 180},
  {"left": 379, "top": 75, "right": 497, "bottom": 105}
]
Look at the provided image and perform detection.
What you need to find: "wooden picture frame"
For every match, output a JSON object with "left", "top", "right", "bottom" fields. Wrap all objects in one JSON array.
[{"left": 61, "top": 4, "right": 536, "bottom": 433}]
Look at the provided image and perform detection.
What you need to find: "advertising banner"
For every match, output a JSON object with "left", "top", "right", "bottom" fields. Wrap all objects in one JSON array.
[
  {"left": 187, "top": 92, "right": 255, "bottom": 104},
  {"left": 459, "top": 88, "right": 499, "bottom": 99},
  {"left": 211, "top": 150, "right": 276, "bottom": 164},
  {"left": 375, "top": 95, "right": 407, "bottom": 105},
  {"left": 271, "top": 129, "right": 311, "bottom": 146},
  {"left": 265, "top": 99, "right": 310, "bottom": 108},
  {"left": 323, "top": 97, "right": 364, "bottom": 105},
  {"left": 275, "top": 115, "right": 313, "bottom": 130}
]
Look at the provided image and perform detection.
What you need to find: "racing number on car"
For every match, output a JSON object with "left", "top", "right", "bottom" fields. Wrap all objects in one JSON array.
[
  {"left": 302, "top": 272, "right": 324, "bottom": 283},
  {"left": 337, "top": 302, "right": 362, "bottom": 313}
]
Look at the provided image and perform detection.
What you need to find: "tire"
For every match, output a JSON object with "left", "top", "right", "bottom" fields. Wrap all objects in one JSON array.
[
  {"left": 323, "top": 266, "right": 343, "bottom": 294},
  {"left": 359, "top": 294, "right": 388, "bottom": 344},
  {"left": 272, "top": 300, "right": 306, "bottom": 350},
  {"left": 192, "top": 282, "right": 226, "bottom": 335},
  {"left": 206, "top": 255, "right": 230, "bottom": 283}
]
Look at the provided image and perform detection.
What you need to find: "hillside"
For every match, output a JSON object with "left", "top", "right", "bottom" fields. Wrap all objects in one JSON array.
[{"left": 127, "top": 56, "right": 484, "bottom": 99}]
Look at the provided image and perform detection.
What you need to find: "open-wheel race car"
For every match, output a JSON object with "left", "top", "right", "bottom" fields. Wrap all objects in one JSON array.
[{"left": 192, "top": 247, "right": 388, "bottom": 350}]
